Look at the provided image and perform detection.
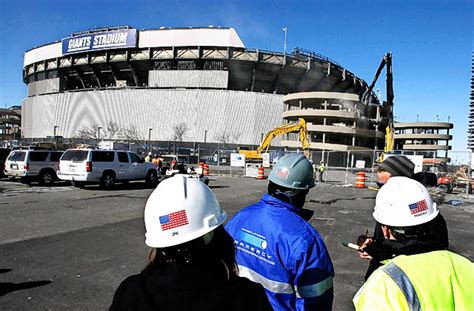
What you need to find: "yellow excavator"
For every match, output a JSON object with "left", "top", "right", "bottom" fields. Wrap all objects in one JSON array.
[{"left": 239, "top": 118, "right": 310, "bottom": 159}]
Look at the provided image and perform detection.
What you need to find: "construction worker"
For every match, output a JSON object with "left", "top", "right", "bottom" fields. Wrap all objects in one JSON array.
[
  {"left": 110, "top": 175, "right": 271, "bottom": 310},
  {"left": 145, "top": 152, "right": 152, "bottom": 162},
  {"left": 225, "top": 153, "right": 334, "bottom": 310},
  {"left": 360, "top": 155, "right": 449, "bottom": 279},
  {"left": 375, "top": 155, "right": 415, "bottom": 186},
  {"left": 353, "top": 177, "right": 474, "bottom": 310},
  {"left": 151, "top": 154, "right": 161, "bottom": 167},
  {"left": 318, "top": 160, "right": 326, "bottom": 182}
]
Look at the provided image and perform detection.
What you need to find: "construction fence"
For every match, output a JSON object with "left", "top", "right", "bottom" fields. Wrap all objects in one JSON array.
[{"left": 204, "top": 148, "right": 473, "bottom": 192}]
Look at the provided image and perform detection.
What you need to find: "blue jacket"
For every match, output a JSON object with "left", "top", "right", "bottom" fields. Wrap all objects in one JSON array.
[{"left": 225, "top": 194, "right": 334, "bottom": 311}]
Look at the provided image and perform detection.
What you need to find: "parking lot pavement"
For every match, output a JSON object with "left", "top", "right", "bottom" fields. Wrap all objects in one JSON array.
[{"left": 0, "top": 176, "right": 472, "bottom": 310}]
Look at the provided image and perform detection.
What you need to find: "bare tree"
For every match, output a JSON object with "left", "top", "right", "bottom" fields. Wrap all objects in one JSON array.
[
  {"left": 172, "top": 122, "right": 188, "bottom": 142},
  {"left": 214, "top": 131, "right": 230, "bottom": 146},
  {"left": 76, "top": 125, "right": 99, "bottom": 140},
  {"left": 231, "top": 131, "right": 242, "bottom": 144},
  {"left": 76, "top": 122, "right": 120, "bottom": 141},
  {"left": 120, "top": 126, "right": 145, "bottom": 145},
  {"left": 106, "top": 121, "right": 120, "bottom": 139}
]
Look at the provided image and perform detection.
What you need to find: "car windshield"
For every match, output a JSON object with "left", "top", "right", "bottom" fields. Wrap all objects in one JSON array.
[
  {"left": 61, "top": 150, "right": 89, "bottom": 162},
  {"left": 8, "top": 151, "right": 26, "bottom": 161}
]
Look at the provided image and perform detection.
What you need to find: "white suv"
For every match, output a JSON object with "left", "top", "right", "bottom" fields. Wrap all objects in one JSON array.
[
  {"left": 4, "top": 149, "right": 64, "bottom": 185},
  {"left": 57, "top": 149, "right": 159, "bottom": 190}
]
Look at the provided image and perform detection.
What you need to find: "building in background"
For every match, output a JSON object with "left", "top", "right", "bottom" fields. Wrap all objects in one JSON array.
[
  {"left": 393, "top": 121, "right": 453, "bottom": 163},
  {"left": 0, "top": 106, "right": 21, "bottom": 141},
  {"left": 21, "top": 26, "right": 384, "bottom": 154}
]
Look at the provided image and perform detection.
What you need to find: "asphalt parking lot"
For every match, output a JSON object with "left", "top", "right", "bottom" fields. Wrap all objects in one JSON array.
[{"left": 0, "top": 174, "right": 473, "bottom": 310}]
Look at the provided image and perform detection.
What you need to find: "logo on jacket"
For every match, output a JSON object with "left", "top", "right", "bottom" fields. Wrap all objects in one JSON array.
[
  {"left": 234, "top": 228, "right": 274, "bottom": 265},
  {"left": 408, "top": 199, "right": 428, "bottom": 216}
]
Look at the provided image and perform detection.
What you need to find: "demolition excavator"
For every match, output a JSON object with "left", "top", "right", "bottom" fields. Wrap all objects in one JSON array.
[{"left": 361, "top": 52, "right": 395, "bottom": 162}]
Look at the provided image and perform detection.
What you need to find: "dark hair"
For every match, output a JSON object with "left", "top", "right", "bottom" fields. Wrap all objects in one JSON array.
[
  {"left": 268, "top": 181, "right": 309, "bottom": 208},
  {"left": 388, "top": 219, "right": 441, "bottom": 241},
  {"left": 144, "top": 226, "right": 237, "bottom": 279}
]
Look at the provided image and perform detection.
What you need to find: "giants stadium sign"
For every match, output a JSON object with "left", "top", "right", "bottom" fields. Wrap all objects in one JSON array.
[{"left": 62, "top": 29, "right": 137, "bottom": 54}]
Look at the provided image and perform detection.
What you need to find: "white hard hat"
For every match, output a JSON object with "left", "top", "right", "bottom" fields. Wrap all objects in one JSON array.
[
  {"left": 144, "top": 175, "right": 226, "bottom": 248},
  {"left": 373, "top": 176, "right": 439, "bottom": 227},
  {"left": 148, "top": 152, "right": 152, "bottom": 156}
]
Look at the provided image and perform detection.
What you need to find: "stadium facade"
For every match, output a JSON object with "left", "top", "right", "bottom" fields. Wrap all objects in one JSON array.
[
  {"left": 22, "top": 26, "right": 383, "bottom": 149},
  {"left": 469, "top": 52, "right": 474, "bottom": 150}
]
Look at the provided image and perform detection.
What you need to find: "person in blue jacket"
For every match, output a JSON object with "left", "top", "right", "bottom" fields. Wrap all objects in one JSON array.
[{"left": 226, "top": 153, "right": 334, "bottom": 310}]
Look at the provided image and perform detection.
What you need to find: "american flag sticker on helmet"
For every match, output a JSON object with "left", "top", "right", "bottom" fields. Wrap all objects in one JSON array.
[
  {"left": 275, "top": 167, "right": 289, "bottom": 180},
  {"left": 159, "top": 210, "right": 189, "bottom": 231},
  {"left": 408, "top": 199, "right": 428, "bottom": 216}
]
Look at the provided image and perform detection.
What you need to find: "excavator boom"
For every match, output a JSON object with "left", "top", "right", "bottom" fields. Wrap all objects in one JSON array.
[{"left": 240, "top": 118, "right": 310, "bottom": 159}]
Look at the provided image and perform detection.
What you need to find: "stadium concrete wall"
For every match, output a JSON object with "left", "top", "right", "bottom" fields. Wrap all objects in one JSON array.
[{"left": 22, "top": 89, "right": 284, "bottom": 145}]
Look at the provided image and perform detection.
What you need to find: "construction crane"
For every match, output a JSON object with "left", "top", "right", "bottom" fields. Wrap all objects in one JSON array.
[
  {"left": 361, "top": 52, "right": 394, "bottom": 161},
  {"left": 239, "top": 118, "right": 310, "bottom": 159}
]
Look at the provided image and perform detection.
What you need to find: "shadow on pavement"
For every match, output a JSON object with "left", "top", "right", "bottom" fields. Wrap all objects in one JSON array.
[
  {"left": 0, "top": 280, "right": 52, "bottom": 297},
  {"left": 209, "top": 185, "right": 229, "bottom": 189}
]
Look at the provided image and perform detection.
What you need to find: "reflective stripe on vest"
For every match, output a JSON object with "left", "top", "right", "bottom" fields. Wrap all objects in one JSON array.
[
  {"left": 237, "top": 265, "right": 294, "bottom": 294},
  {"left": 383, "top": 262, "right": 421, "bottom": 311},
  {"left": 295, "top": 275, "right": 333, "bottom": 298}
]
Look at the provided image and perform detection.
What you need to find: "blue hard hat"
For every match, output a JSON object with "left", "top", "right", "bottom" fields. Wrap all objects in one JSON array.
[{"left": 268, "top": 153, "right": 315, "bottom": 190}]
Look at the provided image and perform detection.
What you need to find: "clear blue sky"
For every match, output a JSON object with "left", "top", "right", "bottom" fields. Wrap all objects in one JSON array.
[{"left": 0, "top": 0, "right": 472, "bottom": 152}]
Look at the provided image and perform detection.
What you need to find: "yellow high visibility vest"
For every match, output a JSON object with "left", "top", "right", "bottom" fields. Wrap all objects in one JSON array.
[{"left": 354, "top": 250, "right": 474, "bottom": 310}]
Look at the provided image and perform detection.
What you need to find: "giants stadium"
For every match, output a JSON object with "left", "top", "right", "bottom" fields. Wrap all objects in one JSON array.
[{"left": 22, "top": 26, "right": 387, "bottom": 152}]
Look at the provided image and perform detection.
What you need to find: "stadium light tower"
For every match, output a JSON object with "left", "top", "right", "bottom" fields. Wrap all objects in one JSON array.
[{"left": 282, "top": 27, "right": 288, "bottom": 55}]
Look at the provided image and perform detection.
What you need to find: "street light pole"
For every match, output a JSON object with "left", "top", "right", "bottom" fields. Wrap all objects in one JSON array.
[
  {"left": 282, "top": 27, "right": 288, "bottom": 55},
  {"left": 204, "top": 130, "right": 208, "bottom": 143},
  {"left": 97, "top": 127, "right": 102, "bottom": 141},
  {"left": 53, "top": 125, "right": 58, "bottom": 137},
  {"left": 148, "top": 128, "right": 153, "bottom": 153}
]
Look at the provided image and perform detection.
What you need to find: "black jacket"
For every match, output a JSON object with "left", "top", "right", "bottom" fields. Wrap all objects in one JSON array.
[
  {"left": 110, "top": 261, "right": 272, "bottom": 311},
  {"left": 364, "top": 213, "right": 449, "bottom": 279}
]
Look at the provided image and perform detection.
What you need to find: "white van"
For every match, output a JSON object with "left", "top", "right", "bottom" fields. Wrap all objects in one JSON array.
[
  {"left": 57, "top": 149, "right": 159, "bottom": 189},
  {"left": 4, "top": 149, "right": 64, "bottom": 185}
]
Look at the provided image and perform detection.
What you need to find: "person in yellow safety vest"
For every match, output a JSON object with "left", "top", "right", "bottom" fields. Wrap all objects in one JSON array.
[
  {"left": 353, "top": 176, "right": 474, "bottom": 310},
  {"left": 318, "top": 161, "right": 326, "bottom": 182}
]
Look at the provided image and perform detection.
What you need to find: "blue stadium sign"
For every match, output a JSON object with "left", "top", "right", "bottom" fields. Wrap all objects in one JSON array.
[{"left": 62, "top": 29, "right": 137, "bottom": 55}]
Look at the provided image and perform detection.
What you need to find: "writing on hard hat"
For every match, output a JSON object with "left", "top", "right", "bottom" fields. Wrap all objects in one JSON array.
[
  {"left": 144, "top": 175, "right": 226, "bottom": 248},
  {"left": 373, "top": 176, "right": 438, "bottom": 227},
  {"left": 268, "top": 153, "right": 315, "bottom": 190}
]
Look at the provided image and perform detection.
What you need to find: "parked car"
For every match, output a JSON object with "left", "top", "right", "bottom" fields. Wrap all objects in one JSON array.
[
  {"left": 57, "top": 149, "right": 160, "bottom": 190},
  {"left": 4, "top": 149, "right": 64, "bottom": 185},
  {"left": 0, "top": 148, "right": 12, "bottom": 178}
]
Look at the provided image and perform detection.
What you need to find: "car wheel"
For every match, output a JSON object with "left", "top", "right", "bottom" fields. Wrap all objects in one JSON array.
[
  {"left": 100, "top": 172, "right": 115, "bottom": 190},
  {"left": 146, "top": 170, "right": 158, "bottom": 188},
  {"left": 39, "top": 170, "right": 55, "bottom": 186}
]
